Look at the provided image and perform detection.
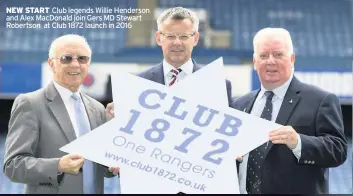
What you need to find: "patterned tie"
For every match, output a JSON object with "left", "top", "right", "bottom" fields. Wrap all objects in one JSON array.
[
  {"left": 246, "top": 91, "right": 274, "bottom": 194},
  {"left": 168, "top": 68, "right": 182, "bottom": 86},
  {"left": 71, "top": 93, "right": 96, "bottom": 194}
]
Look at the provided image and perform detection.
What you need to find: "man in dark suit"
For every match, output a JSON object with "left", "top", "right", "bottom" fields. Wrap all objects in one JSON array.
[
  {"left": 233, "top": 28, "right": 347, "bottom": 194},
  {"left": 106, "top": 7, "right": 232, "bottom": 117}
]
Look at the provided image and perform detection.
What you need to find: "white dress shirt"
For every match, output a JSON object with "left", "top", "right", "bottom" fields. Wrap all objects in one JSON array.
[
  {"left": 53, "top": 81, "right": 91, "bottom": 138},
  {"left": 162, "top": 59, "right": 194, "bottom": 86},
  {"left": 238, "top": 74, "right": 302, "bottom": 194}
]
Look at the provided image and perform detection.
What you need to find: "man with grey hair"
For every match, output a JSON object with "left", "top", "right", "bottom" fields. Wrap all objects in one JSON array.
[
  {"left": 3, "top": 34, "right": 120, "bottom": 194},
  {"left": 106, "top": 6, "right": 232, "bottom": 119},
  {"left": 232, "top": 27, "right": 347, "bottom": 194}
]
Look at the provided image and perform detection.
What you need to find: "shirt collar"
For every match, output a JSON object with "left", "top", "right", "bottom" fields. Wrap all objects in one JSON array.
[
  {"left": 53, "top": 80, "right": 80, "bottom": 101},
  {"left": 163, "top": 58, "right": 193, "bottom": 77},
  {"left": 259, "top": 73, "right": 294, "bottom": 100}
]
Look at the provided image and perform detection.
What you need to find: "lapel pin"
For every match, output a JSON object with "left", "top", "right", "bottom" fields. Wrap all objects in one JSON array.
[{"left": 289, "top": 99, "right": 293, "bottom": 104}]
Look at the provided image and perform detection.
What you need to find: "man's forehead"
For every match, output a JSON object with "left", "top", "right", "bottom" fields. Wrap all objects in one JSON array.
[
  {"left": 162, "top": 18, "right": 193, "bottom": 29},
  {"left": 258, "top": 38, "right": 287, "bottom": 50},
  {"left": 56, "top": 42, "right": 89, "bottom": 54}
]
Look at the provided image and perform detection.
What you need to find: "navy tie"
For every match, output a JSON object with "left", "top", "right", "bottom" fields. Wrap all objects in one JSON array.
[
  {"left": 246, "top": 91, "right": 274, "bottom": 194},
  {"left": 71, "top": 93, "right": 96, "bottom": 194}
]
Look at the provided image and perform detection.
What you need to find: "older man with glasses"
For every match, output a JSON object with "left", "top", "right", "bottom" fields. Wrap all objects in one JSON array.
[{"left": 3, "top": 34, "right": 120, "bottom": 194}]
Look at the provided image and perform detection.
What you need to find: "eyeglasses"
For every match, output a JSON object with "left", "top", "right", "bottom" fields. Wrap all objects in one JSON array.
[
  {"left": 159, "top": 32, "right": 195, "bottom": 41},
  {"left": 52, "top": 55, "right": 90, "bottom": 64}
]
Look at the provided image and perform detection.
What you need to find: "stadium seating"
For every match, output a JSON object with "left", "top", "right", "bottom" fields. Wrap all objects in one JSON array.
[
  {"left": 0, "top": 0, "right": 351, "bottom": 65},
  {"left": 158, "top": 0, "right": 353, "bottom": 57}
]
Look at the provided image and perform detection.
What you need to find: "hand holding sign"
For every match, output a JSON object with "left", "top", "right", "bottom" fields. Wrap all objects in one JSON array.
[{"left": 60, "top": 57, "right": 282, "bottom": 193}]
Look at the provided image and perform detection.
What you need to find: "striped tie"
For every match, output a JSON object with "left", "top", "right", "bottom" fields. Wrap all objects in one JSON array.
[{"left": 168, "top": 68, "right": 182, "bottom": 86}]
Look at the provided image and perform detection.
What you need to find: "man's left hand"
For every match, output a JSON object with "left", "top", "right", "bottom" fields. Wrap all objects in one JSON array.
[
  {"left": 108, "top": 166, "right": 120, "bottom": 176},
  {"left": 269, "top": 126, "right": 298, "bottom": 149},
  {"left": 105, "top": 103, "right": 115, "bottom": 121}
]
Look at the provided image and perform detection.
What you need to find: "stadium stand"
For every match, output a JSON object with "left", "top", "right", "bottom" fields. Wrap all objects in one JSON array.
[{"left": 0, "top": 0, "right": 351, "bottom": 194}]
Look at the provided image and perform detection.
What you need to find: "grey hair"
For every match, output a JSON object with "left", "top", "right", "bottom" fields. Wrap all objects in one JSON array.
[
  {"left": 48, "top": 34, "right": 92, "bottom": 58},
  {"left": 253, "top": 27, "right": 294, "bottom": 56},
  {"left": 157, "top": 7, "right": 199, "bottom": 32}
]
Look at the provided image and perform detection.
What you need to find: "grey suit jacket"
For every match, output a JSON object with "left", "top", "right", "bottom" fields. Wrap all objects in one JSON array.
[{"left": 3, "top": 82, "right": 114, "bottom": 194}]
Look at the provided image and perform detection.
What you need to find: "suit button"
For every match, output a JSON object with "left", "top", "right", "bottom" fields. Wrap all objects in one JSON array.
[
  {"left": 307, "top": 161, "right": 311, "bottom": 164},
  {"left": 312, "top": 161, "right": 315, "bottom": 164},
  {"left": 304, "top": 160, "right": 307, "bottom": 164}
]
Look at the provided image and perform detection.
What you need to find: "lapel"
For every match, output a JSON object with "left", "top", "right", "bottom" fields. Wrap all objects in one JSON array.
[
  {"left": 275, "top": 77, "right": 301, "bottom": 125},
  {"left": 192, "top": 59, "right": 201, "bottom": 73},
  {"left": 264, "top": 76, "right": 301, "bottom": 157},
  {"left": 81, "top": 94, "right": 98, "bottom": 130},
  {"left": 46, "top": 82, "right": 77, "bottom": 142},
  {"left": 150, "top": 62, "right": 165, "bottom": 85},
  {"left": 46, "top": 82, "right": 99, "bottom": 142},
  {"left": 242, "top": 90, "right": 260, "bottom": 114}
]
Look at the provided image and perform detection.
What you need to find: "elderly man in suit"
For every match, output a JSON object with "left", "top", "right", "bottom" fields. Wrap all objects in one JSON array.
[
  {"left": 106, "top": 7, "right": 232, "bottom": 118},
  {"left": 3, "top": 34, "right": 120, "bottom": 194},
  {"left": 233, "top": 28, "right": 347, "bottom": 194}
]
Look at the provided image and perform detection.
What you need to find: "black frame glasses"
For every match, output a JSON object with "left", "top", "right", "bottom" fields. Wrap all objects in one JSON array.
[{"left": 52, "top": 55, "right": 90, "bottom": 64}]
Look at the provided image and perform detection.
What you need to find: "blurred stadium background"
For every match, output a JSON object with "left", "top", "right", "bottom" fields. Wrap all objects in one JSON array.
[{"left": 0, "top": 0, "right": 352, "bottom": 194}]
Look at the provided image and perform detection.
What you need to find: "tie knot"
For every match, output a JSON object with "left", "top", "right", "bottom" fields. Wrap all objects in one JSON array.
[
  {"left": 264, "top": 91, "right": 274, "bottom": 101},
  {"left": 170, "top": 68, "right": 182, "bottom": 77},
  {"left": 71, "top": 93, "right": 81, "bottom": 102}
]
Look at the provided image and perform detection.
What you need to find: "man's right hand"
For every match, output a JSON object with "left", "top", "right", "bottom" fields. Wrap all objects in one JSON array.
[
  {"left": 58, "top": 154, "right": 84, "bottom": 175},
  {"left": 105, "top": 102, "right": 114, "bottom": 120}
]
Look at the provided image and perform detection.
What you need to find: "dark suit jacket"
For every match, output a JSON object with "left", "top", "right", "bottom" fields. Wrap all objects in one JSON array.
[
  {"left": 137, "top": 59, "right": 233, "bottom": 106},
  {"left": 106, "top": 60, "right": 232, "bottom": 106},
  {"left": 232, "top": 76, "right": 347, "bottom": 194}
]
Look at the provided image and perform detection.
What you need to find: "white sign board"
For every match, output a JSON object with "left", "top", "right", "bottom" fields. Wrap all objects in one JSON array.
[{"left": 60, "top": 57, "right": 281, "bottom": 194}]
